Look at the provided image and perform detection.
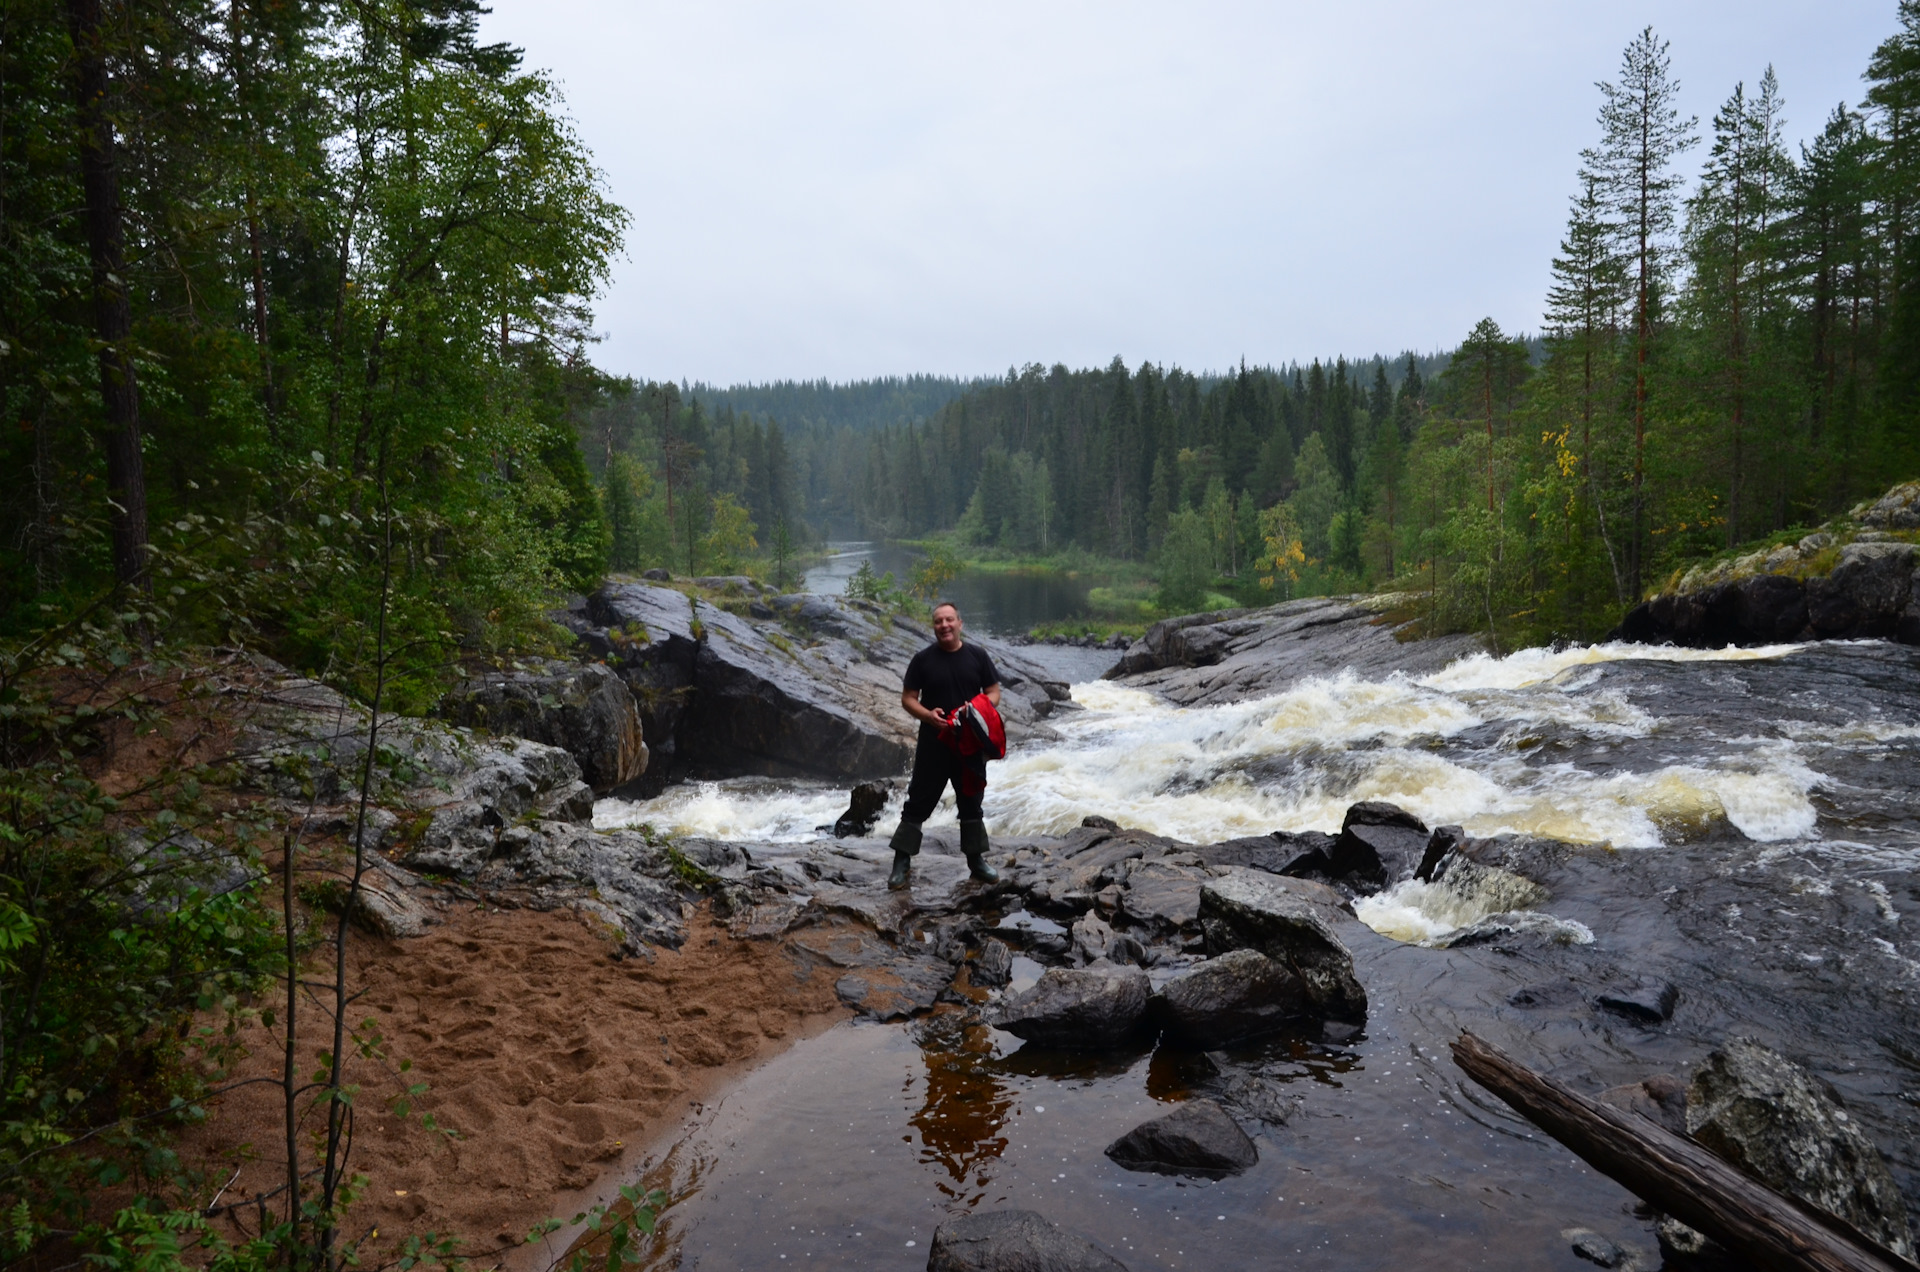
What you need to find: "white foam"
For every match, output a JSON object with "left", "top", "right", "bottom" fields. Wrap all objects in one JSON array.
[{"left": 595, "top": 638, "right": 1838, "bottom": 853}]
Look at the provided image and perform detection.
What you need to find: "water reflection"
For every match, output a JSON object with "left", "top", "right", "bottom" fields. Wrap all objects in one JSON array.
[{"left": 908, "top": 1013, "right": 1012, "bottom": 1206}]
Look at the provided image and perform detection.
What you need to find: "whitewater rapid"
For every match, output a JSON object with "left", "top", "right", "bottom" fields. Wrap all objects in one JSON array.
[{"left": 598, "top": 640, "right": 1835, "bottom": 851}]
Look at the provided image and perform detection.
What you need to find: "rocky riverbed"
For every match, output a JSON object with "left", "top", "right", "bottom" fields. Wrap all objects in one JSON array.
[{"left": 221, "top": 585, "right": 1920, "bottom": 1270}]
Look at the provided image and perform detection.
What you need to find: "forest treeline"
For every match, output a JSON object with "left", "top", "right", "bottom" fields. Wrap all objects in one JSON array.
[{"left": 0, "top": 0, "right": 623, "bottom": 702}]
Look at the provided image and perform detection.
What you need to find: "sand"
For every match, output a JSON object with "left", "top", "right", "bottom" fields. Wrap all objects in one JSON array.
[{"left": 180, "top": 899, "right": 845, "bottom": 1263}]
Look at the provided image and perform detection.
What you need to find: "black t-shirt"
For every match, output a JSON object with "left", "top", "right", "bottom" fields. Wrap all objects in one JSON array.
[{"left": 903, "top": 641, "right": 1000, "bottom": 715}]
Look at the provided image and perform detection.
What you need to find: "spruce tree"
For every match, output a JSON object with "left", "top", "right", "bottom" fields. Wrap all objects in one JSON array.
[{"left": 1588, "top": 26, "right": 1698, "bottom": 595}]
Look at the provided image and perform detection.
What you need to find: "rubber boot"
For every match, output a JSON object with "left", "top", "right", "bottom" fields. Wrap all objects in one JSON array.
[
  {"left": 887, "top": 820, "right": 922, "bottom": 891},
  {"left": 960, "top": 819, "right": 998, "bottom": 883}
]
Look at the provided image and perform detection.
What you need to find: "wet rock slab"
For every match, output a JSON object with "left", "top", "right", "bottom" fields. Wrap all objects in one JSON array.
[
  {"left": 1103, "top": 1097, "right": 1258, "bottom": 1178},
  {"left": 927, "top": 1208, "right": 1130, "bottom": 1271},
  {"left": 1105, "top": 597, "right": 1483, "bottom": 705}
]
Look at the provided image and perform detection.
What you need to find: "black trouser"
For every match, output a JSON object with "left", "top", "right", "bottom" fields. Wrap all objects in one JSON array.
[{"left": 896, "top": 727, "right": 982, "bottom": 851}]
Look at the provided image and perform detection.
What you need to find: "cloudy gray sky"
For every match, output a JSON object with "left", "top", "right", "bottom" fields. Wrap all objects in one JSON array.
[{"left": 481, "top": 2, "right": 1895, "bottom": 385}]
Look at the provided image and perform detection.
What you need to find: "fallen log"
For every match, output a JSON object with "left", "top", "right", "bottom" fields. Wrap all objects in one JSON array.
[{"left": 1450, "top": 1032, "right": 1918, "bottom": 1272}]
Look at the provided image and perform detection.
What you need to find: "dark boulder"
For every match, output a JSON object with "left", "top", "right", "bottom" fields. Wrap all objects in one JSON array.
[
  {"left": 438, "top": 658, "right": 647, "bottom": 792},
  {"left": 990, "top": 965, "right": 1152, "bottom": 1048},
  {"left": 1081, "top": 814, "right": 1122, "bottom": 832},
  {"left": 1154, "top": 948, "right": 1308, "bottom": 1047},
  {"left": 1103, "top": 1098, "right": 1258, "bottom": 1179},
  {"left": 833, "top": 780, "right": 892, "bottom": 838},
  {"left": 927, "top": 1209, "right": 1129, "bottom": 1272},
  {"left": 1687, "top": 1037, "right": 1914, "bottom": 1259},
  {"left": 1595, "top": 979, "right": 1679, "bottom": 1024},
  {"left": 1198, "top": 871, "right": 1366, "bottom": 1021},
  {"left": 1325, "top": 801, "right": 1429, "bottom": 890},
  {"left": 1414, "top": 825, "right": 1467, "bottom": 882}
]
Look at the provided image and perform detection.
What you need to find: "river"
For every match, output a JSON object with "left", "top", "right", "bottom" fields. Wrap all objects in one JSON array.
[
  {"left": 590, "top": 637, "right": 1920, "bottom": 1269},
  {"left": 804, "top": 542, "right": 1094, "bottom": 636}
]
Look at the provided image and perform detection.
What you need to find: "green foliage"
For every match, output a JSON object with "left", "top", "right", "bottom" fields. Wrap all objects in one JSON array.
[
  {"left": 698, "top": 494, "right": 758, "bottom": 574},
  {"left": 909, "top": 548, "right": 962, "bottom": 601},
  {"left": 1155, "top": 509, "right": 1213, "bottom": 613}
]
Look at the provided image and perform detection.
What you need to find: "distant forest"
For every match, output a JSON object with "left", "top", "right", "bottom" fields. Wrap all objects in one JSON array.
[{"left": 569, "top": 17, "right": 1920, "bottom": 643}]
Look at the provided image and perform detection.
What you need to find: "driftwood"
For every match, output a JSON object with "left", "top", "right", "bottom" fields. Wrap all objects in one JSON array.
[{"left": 1450, "top": 1032, "right": 1918, "bottom": 1272}]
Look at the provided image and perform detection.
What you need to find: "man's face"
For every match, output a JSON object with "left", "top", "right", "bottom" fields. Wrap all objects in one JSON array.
[{"left": 932, "top": 606, "right": 962, "bottom": 647}]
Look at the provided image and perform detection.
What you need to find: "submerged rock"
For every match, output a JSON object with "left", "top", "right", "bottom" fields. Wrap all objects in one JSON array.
[
  {"left": 990, "top": 965, "right": 1152, "bottom": 1048},
  {"left": 1198, "top": 871, "right": 1367, "bottom": 1021},
  {"left": 1154, "top": 948, "right": 1308, "bottom": 1047},
  {"left": 1103, "top": 1098, "right": 1258, "bottom": 1178},
  {"left": 927, "top": 1209, "right": 1129, "bottom": 1272},
  {"left": 438, "top": 658, "right": 647, "bottom": 792},
  {"left": 1595, "top": 979, "right": 1680, "bottom": 1024},
  {"left": 1686, "top": 1037, "right": 1914, "bottom": 1259}
]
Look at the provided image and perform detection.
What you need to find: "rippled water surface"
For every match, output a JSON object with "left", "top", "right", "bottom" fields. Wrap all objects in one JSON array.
[{"left": 589, "top": 639, "right": 1920, "bottom": 1269}]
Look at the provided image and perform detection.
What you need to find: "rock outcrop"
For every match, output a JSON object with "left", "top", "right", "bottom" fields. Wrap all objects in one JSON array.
[
  {"left": 572, "top": 581, "right": 1067, "bottom": 789},
  {"left": 1103, "top": 1098, "right": 1259, "bottom": 1178},
  {"left": 233, "top": 666, "right": 691, "bottom": 951},
  {"left": 438, "top": 658, "right": 647, "bottom": 792},
  {"left": 1686, "top": 1038, "right": 1914, "bottom": 1259},
  {"left": 1104, "top": 597, "right": 1483, "bottom": 706},
  {"left": 927, "top": 1209, "right": 1130, "bottom": 1272},
  {"left": 1614, "top": 481, "right": 1920, "bottom": 648}
]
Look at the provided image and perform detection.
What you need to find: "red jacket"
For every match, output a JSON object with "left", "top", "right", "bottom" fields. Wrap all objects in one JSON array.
[{"left": 938, "top": 693, "right": 1006, "bottom": 797}]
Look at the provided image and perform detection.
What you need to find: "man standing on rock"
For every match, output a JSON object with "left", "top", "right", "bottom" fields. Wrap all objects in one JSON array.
[{"left": 888, "top": 601, "right": 1001, "bottom": 890}]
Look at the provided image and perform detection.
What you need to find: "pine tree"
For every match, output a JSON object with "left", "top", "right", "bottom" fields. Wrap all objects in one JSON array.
[
  {"left": 1587, "top": 26, "right": 1699, "bottom": 595},
  {"left": 1685, "top": 70, "right": 1793, "bottom": 543}
]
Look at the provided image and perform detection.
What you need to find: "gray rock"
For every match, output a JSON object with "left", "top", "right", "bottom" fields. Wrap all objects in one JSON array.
[
  {"left": 1687, "top": 1037, "right": 1914, "bottom": 1259},
  {"left": 1596, "top": 979, "right": 1679, "bottom": 1023},
  {"left": 972, "top": 937, "right": 1013, "bottom": 987},
  {"left": 1102, "top": 1098, "right": 1258, "bottom": 1178},
  {"left": 1856, "top": 480, "right": 1920, "bottom": 529},
  {"left": 990, "top": 965, "right": 1152, "bottom": 1048},
  {"left": 1104, "top": 597, "right": 1483, "bottom": 706},
  {"left": 927, "top": 1209, "right": 1129, "bottom": 1272},
  {"left": 1326, "top": 801, "right": 1430, "bottom": 890},
  {"left": 1193, "top": 831, "right": 1335, "bottom": 876},
  {"left": 348, "top": 866, "right": 434, "bottom": 938},
  {"left": 1155, "top": 948, "right": 1309, "bottom": 1047},
  {"left": 438, "top": 658, "right": 647, "bottom": 792},
  {"left": 1563, "top": 1228, "right": 1634, "bottom": 1269},
  {"left": 1198, "top": 871, "right": 1366, "bottom": 1021}
]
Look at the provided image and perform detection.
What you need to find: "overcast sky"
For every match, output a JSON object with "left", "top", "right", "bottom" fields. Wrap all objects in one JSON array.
[{"left": 481, "top": 2, "right": 1896, "bottom": 385}]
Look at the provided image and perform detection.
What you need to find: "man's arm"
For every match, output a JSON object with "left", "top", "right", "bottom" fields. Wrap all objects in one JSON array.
[
  {"left": 901, "top": 687, "right": 947, "bottom": 726},
  {"left": 985, "top": 682, "right": 1001, "bottom": 708}
]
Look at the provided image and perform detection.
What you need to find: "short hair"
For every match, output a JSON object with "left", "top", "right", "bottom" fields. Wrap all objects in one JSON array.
[{"left": 932, "top": 600, "right": 960, "bottom": 617}]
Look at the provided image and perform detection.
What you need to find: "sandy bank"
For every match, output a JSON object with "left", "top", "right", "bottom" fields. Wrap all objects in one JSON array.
[{"left": 181, "top": 900, "right": 845, "bottom": 1263}]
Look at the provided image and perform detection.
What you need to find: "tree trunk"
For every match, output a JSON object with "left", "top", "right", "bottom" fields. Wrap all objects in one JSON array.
[
  {"left": 1450, "top": 1032, "right": 1916, "bottom": 1272},
  {"left": 68, "top": 0, "right": 149, "bottom": 590}
]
